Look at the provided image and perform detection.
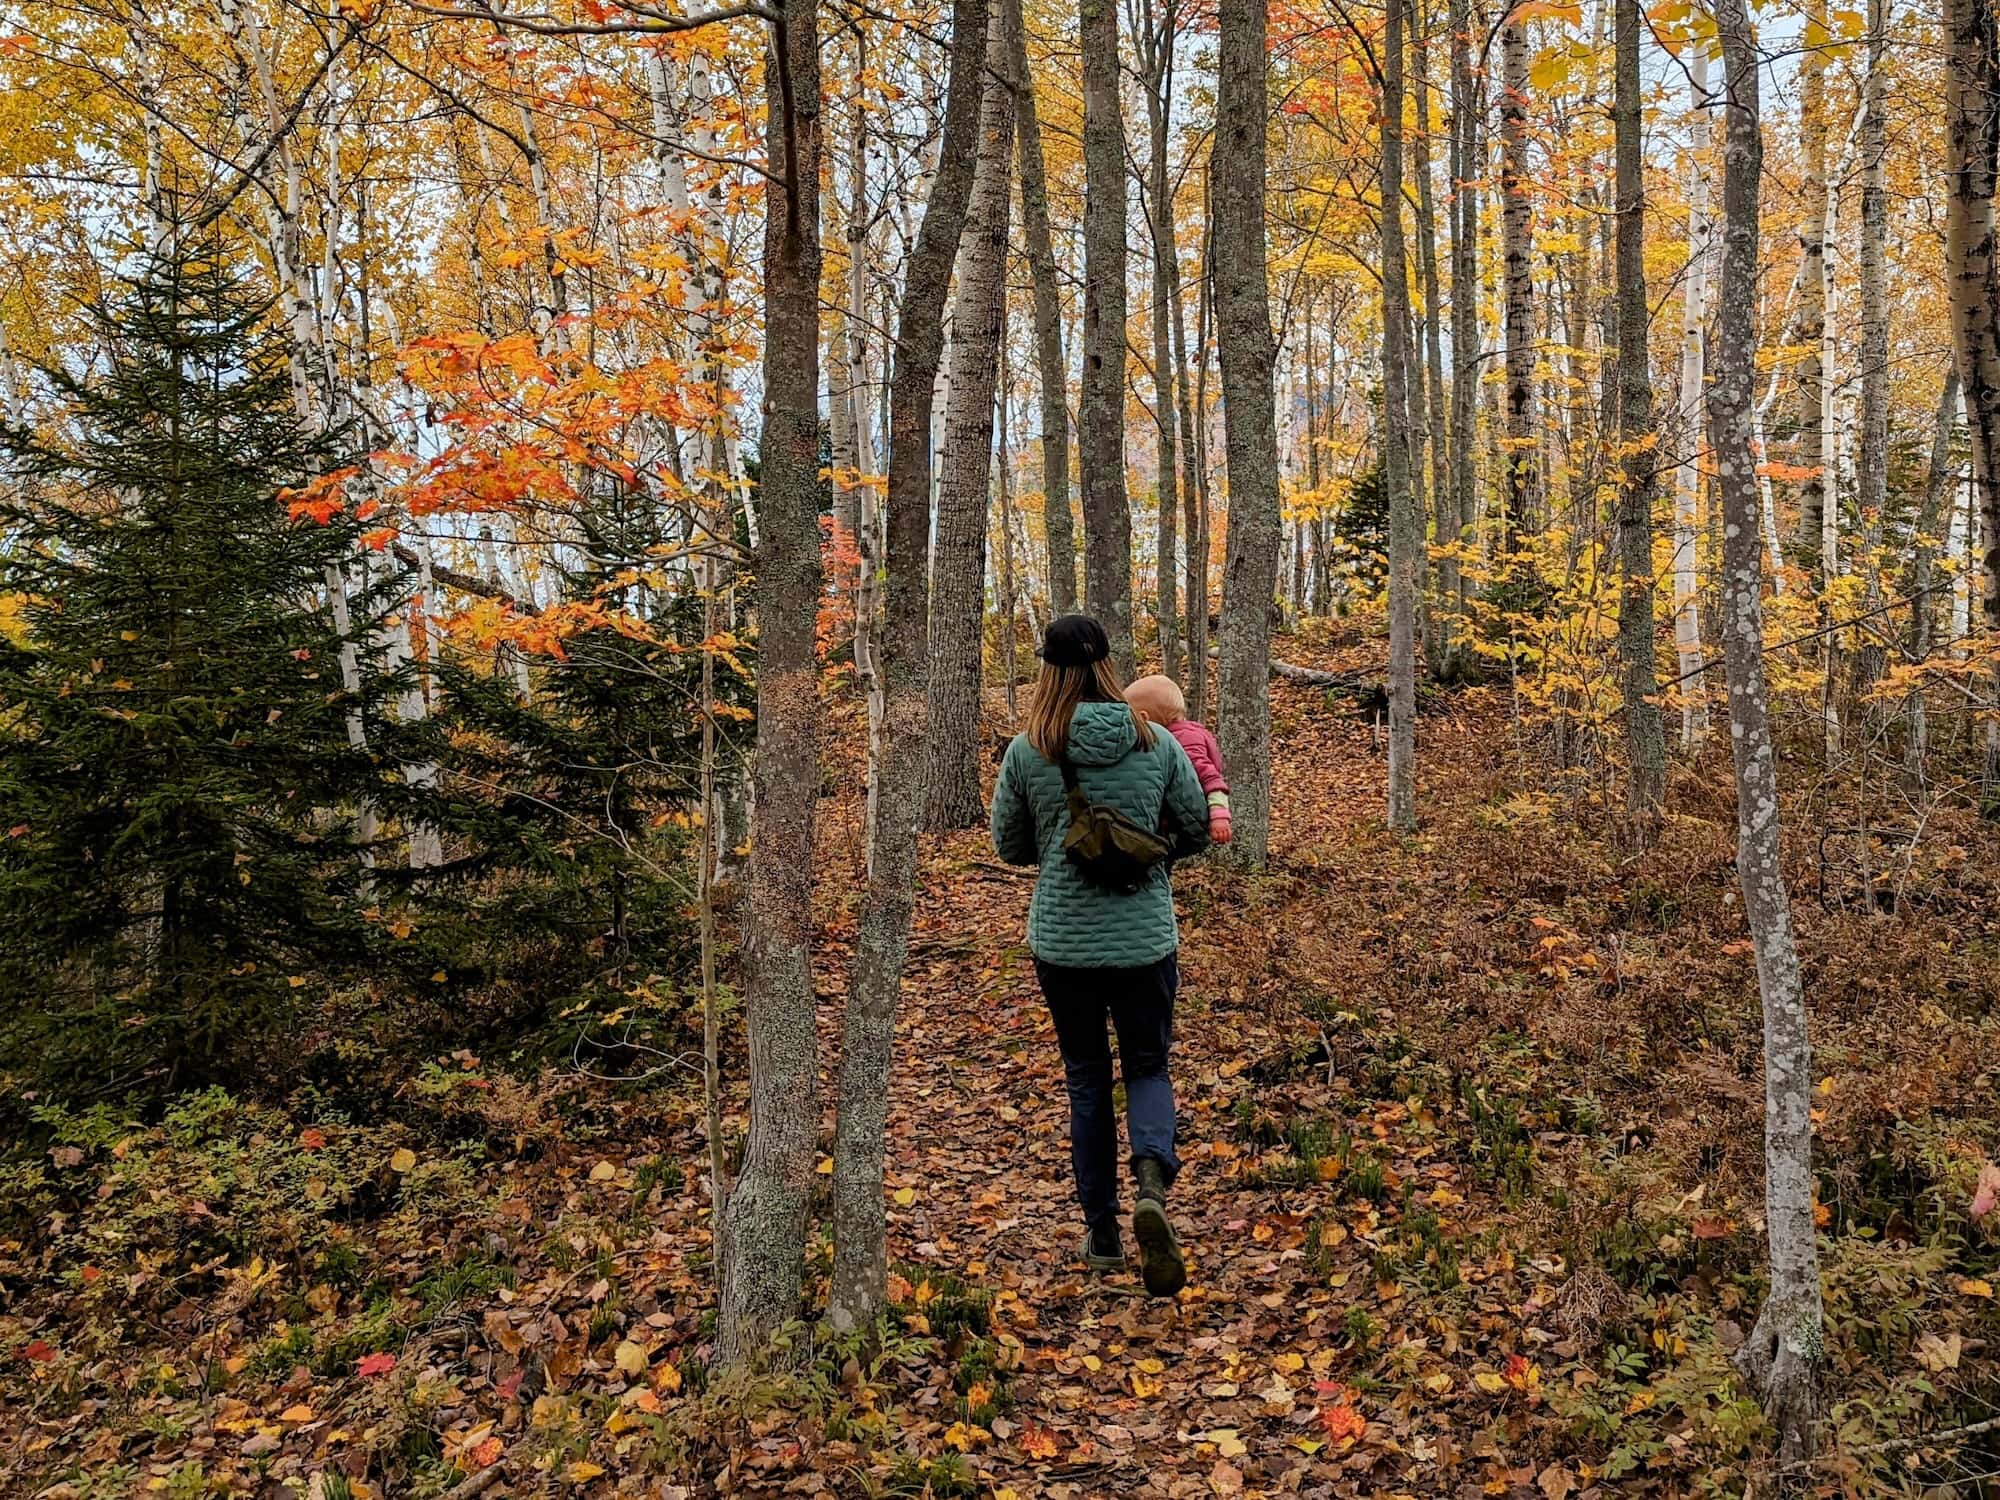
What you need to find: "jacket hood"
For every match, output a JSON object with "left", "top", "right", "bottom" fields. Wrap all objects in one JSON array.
[{"left": 1066, "top": 701, "right": 1141, "bottom": 766}]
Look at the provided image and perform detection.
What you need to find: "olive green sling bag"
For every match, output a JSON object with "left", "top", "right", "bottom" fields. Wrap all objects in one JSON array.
[{"left": 1057, "top": 752, "right": 1172, "bottom": 895}]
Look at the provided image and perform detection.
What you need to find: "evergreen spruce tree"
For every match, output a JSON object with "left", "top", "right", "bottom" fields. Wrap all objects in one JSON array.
[
  {"left": 432, "top": 482, "right": 751, "bottom": 1031},
  {"left": 0, "top": 237, "right": 419, "bottom": 1093}
]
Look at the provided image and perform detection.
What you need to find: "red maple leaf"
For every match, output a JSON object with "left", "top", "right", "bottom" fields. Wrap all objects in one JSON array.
[
  {"left": 1019, "top": 1423, "right": 1060, "bottom": 1460},
  {"left": 357, "top": 1352, "right": 397, "bottom": 1378}
]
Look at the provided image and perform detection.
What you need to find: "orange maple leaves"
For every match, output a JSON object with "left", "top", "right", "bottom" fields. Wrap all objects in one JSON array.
[
  {"left": 1313, "top": 1381, "right": 1367, "bottom": 1445},
  {"left": 279, "top": 468, "right": 359, "bottom": 525}
]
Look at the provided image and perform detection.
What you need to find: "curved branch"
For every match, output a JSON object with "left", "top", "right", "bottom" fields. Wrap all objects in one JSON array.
[{"left": 403, "top": 0, "right": 779, "bottom": 33}]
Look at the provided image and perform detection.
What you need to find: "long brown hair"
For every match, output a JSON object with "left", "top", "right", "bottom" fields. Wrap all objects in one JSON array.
[{"left": 1026, "top": 657, "right": 1154, "bottom": 761}]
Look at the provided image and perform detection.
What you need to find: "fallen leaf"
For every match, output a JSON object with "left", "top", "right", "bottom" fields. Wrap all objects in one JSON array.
[
  {"left": 1958, "top": 1278, "right": 1994, "bottom": 1299},
  {"left": 389, "top": 1147, "right": 416, "bottom": 1173},
  {"left": 356, "top": 1353, "right": 397, "bottom": 1379},
  {"left": 1319, "top": 1396, "right": 1366, "bottom": 1445},
  {"left": 614, "top": 1339, "right": 648, "bottom": 1376},
  {"left": 1917, "top": 1331, "right": 1963, "bottom": 1372},
  {"left": 1019, "top": 1423, "right": 1060, "bottom": 1460}
]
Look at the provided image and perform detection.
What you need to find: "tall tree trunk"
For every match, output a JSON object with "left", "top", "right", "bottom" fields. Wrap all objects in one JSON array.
[
  {"left": 1080, "top": 0, "right": 1134, "bottom": 673},
  {"left": 1795, "top": 15, "right": 1827, "bottom": 570},
  {"left": 1384, "top": 0, "right": 1419, "bottom": 833},
  {"left": 1413, "top": 27, "right": 1451, "bottom": 630},
  {"left": 841, "top": 77, "right": 881, "bottom": 714},
  {"left": 1499, "top": 14, "right": 1537, "bottom": 556},
  {"left": 828, "top": 0, "right": 992, "bottom": 1331},
  {"left": 717, "top": 0, "right": 824, "bottom": 1365},
  {"left": 1142, "top": 0, "right": 1182, "bottom": 679},
  {"left": 1853, "top": 0, "right": 1889, "bottom": 696},
  {"left": 1003, "top": 0, "right": 1076, "bottom": 619},
  {"left": 1944, "top": 0, "right": 2000, "bottom": 785},
  {"left": 845, "top": 87, "right": 888, "bottom": 851},
  {"left": 923, "top": 16, "right": 1016, "bottom": 830},
  {"left": 1819, "top": 81, "right": 1848, "bottom": 762},
  {"left": 1444, "top": 0, "right": 1480, "bottom": 673},
  {"left": 1406, "top": 303, "right": 1431, "bottom": 578},
  {"left": 1711, "top": 0, "right": 1825, "bottom": 1454},
  {"left": 1906, "top": 369, "right": 1962, "bottom": 776},
  {"left": 1213, "top": 0, "right": 1282, "bottom": 867},
  {"left": 1614, "top": 0, "right": 1667, "bottom": 817},
  {"left": 1753, "top": 264, "right": 1804, "bottom": 594},
  {"left": 998, "top": 341, "right": 1024, "bottom": 720},
  {"left": 1174, "top": 190, "right": 1208, "bottom": 707},
  {"left": 1954, "top": 452, "right": 1978, "bottom": 652},
  {"left": 1185, "top": 195, "right": 1216, "bottom": 718},
  {"left": 1671, "top": 45, "right": 1712, "bottom": 745}
]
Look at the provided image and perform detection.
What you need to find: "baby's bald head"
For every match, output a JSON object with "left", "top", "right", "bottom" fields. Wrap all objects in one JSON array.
[{"left": 1125, "top": 674, "right": 1187, "bottom": 726}]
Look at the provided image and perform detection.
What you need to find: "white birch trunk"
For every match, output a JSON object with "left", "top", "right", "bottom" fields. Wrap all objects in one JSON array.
[
  {"left": 1712, "top": 0, "right": 1826, "bottom": 1455},
  {"left": 1672, "top": 45, "right": 1713, "bottom": 744}
]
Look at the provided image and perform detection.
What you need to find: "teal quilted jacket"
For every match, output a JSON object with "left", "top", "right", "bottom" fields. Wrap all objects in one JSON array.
[{"left": 990, "top": 700, "right": 1211, "bottom": 967}]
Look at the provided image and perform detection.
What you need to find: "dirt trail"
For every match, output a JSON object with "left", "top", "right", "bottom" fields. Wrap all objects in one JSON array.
[{"left": 845, "top": 641, "right": 1514, "bottom": 1497}]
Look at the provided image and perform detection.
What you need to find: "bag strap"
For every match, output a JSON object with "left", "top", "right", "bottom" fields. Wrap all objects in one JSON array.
[{"left": 1056, "top": 754, "right": 1093, "bottom": 821}]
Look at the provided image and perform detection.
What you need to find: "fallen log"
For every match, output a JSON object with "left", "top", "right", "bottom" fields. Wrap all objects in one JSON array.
[
  {"left": 1205, "top": 646, "right": 1375, "bottom": 691},
  {"left": 1267, "top": 657, "right": 1374, "bottom": 690}
]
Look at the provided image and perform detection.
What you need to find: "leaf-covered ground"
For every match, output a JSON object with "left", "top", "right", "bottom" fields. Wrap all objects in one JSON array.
[{"left": 8, "top": 622, "right": 2000, "bottom": 1498}]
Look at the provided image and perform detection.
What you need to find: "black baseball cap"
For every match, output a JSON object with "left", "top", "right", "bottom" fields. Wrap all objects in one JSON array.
[{"left": 1038, "top": 614, "right": 1111, "bottom": 668}]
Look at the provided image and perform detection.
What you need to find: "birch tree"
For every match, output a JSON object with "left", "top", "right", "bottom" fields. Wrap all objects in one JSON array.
[
  {"left": 1853, "top": 0, "right": 1889, "bottom": 695},
  {"left": 1614, "top": 0, "right": 1668, "bottom": 816},
  {"left": 1671, "top": 40, "right": 1713, "bottom": 745},
  {"left": 1499, "top": 12, "right": 1537, "bottom": 553},
  {"left": 1384, "top": 0, "right": 1418, "bottom": 832},
  {"left": 1442, "top": 0, "right": 1481, "bottom": 674},
  {"left": 1795, "top": 12, "right": 1829, "bottom": 572},
  {"left": 1944, "top": 0, "right": 2000, "bottom": 785},
  {"left": 1710, "top": 0, "right": 1826, "bottom": 1453},
  {"left": 922, "top": 17, "right": 1015, "bottom": 831}
]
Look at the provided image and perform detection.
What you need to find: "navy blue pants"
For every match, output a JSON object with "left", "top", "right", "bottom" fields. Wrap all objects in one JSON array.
[{"left": 1036, "top": 954, "right": 1181, "bottom": 1231}]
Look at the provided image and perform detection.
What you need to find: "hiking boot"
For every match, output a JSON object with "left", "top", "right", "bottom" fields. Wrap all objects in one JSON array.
[
  {"left": 1082, "top": 1220, "right": 1125, "bottom": 1273},
  {"left": 1131, "top": 1157, "right": 1186, "bottom": 1298}
]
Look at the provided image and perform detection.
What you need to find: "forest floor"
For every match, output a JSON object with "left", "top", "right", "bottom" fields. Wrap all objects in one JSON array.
[{"left": 8, "top": 620, "right": 2000, "bottom": 1499}]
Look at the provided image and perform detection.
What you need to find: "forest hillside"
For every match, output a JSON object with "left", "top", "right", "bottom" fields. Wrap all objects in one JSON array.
[
  {"left": 6, "top": 627, "right": 2000, "bottom": 1495},
  {"left": 7, "top": 0, "right": 2000, "bottom": 1486}
]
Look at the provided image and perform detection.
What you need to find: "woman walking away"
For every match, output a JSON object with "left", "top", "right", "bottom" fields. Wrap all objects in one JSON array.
[{"left": 990, "top": 615, "right": 1211, "bottom": 1296}]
